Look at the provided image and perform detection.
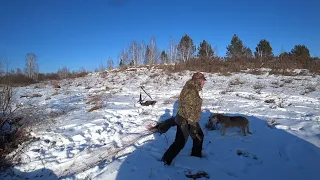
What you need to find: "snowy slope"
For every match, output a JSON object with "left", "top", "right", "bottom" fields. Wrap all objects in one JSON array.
[{"left": 1, "top": 67, "right": 320, "bottom": 180}]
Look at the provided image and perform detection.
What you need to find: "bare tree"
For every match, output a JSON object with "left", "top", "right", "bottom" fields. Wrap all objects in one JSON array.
[
  {"left": 0, "top": 57, "right": 3, "bottom": 75},
  {"left": 144, "top": 46, "right": 151, "bottom": 65},
  {"left": 118, "top": 47, "right": 130, "bottom": 66},
  {"left": 98, "top": 62, "right": 106, "bottom": 72},
  {"left": 0, "top": 60, "right": 15, "bottom": 129},
  {"left": 138, "top": 40, "right": 146, "bottom": 65},
  {"left": 107, "top": 57, "right": 114, "bottom": 70},
  {"left": 168, "top": 37, "right": 178, "bottom": 64},
  {"left": 149, "top": 36, "right": 159, "bottom": 65},
  {"left": 10, "top": 69, "right": 15, "bottom": 75},
  {"left": 0, "top": 56, "right": 11, "bottom": 76},
  {"left": 16, "top": 68, "right": 22, "bottom": 74},
  {"left": 130, "top": 40, "right": 138, "bottom": 66},
  {"left": 213, "top": 45, "right": 218, "bottom": 57},
  {"left": 24, "top": 53, "right": 39, "bottom": 81},
  {"left": 57, "top": 66, "right": 69, "bottom": 79},
  {"left": 160, "top": 50, "right": 169, "bottom": 64},
  {"left": 0, "top": 83, "right": 13, "bottom": 129}
]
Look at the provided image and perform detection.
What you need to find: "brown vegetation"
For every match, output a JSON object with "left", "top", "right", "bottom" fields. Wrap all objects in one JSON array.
[
  {"left": 86, "top": 93, "right": 104, "bottom": 112},
  {"left": 152, "top": 56, "right": 320, "bottom": 76}
]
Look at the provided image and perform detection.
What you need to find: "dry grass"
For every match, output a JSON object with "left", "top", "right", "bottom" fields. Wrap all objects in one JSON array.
[
  {"left": 0, "top": 77, "right": 32, "bottom": 171},
  {"left": 20, "top": 93, "right": 42, "bottom": 98},
  {"left": 86, "top": 93, "right": 104, "bottom": 112},
  {"left": 229, "top": 78, "right": 245, "bottom": 86},
  {"left": 246, "top": 69, "right": 266, "bottom": 75},
  {"left": 100, "top": 71, "right": 109, "bottom": 78},
  {"left": 253, "top": 82, "right": 265, "bottom": 90},
  {"left": 0, "top": 84, "right": 14, "bottom": 128},
  {"left": 0, "top": 131, "right": 32, "bottom": 170},
  {"left": 149, "top": 72, "right": 160, "bottom": 79},
  {"left": 88, "top": 105, "right": 102, "bottom": 112},
  {"left": 0, "top": 74, "right": 35, "bottom": 87},
  {"left": 269, "top": 69, "right": 298, "bottom": 76},
  {"left": 51, "top": 80, "right": 61, "bottom": 88},
  {"left": 300, "top": 85, "right": 317, "bottom": 95},
  {"left": 154, "top": 56, "right": 320, "bottom": 76},
  {"left": 281, "top": 78, "right": 293, "bottom": 84},
  {"left": 51, "top": 90, "right": 59, "bottom": 96}
]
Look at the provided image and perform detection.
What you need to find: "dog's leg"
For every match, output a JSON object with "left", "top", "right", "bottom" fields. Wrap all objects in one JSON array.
[
  {"left": 247, "top": 124, "right": 252, "bottom": 134},
  {"left": 241, "top": 126, "right": 246, "bottom": 136},
  {"left": 221, "top": 126, "right": 226, "bottom": 136}
]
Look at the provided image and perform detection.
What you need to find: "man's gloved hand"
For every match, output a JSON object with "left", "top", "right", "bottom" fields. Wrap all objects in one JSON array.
[{"left": 146, "top": 124, "right": 159, "bottom": 133}]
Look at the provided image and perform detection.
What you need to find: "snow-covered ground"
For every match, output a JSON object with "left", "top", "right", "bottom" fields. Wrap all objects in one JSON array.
[{"left": 1, "top": 67, "right": 320, "bottom": 180}]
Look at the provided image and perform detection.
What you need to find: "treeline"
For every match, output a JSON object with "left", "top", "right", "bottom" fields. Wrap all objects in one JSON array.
[
  {"left": 117, "top": 34, "right": 320, "bottom": 73},
  {"left": 0, "top": 52, "right": 110, "bottom": 86},
  {"left": 1, "top": 33, "right": 319, "bottom": 87},
  {"left": 0, "top": 54, "right": 88, "bottom": 86}
]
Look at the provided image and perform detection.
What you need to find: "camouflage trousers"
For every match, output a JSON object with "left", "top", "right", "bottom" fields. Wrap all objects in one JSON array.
[{"left": 161, "top": 114, "right": 204, "bottom": 165}]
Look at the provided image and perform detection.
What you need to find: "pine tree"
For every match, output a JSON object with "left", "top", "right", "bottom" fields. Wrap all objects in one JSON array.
[
  {"left": 107, "top": 57, "right": 114, "bottom": 70},
  {"left": 144, "top": 46, "right": 151, "bottom": 65},
  {"left": 244, "top": 47, "right": 253, "bottom": 58},
  {"left": 177, "top": 34, "right": 196, "bottom": 62},
  {"left": 226, "top": 34, "right": 251, "bottom": 59},
  {"left": 160, "top": 50, "right": 169, "bottom": 64},
  {"left": 119, "top": 59, "right": 124, "bottom": 67},
  {"left": 254, "top": 39, "right": 273, "bottom": 60},
  {"left": 198, "top": 40, "right": 214, "bottom": 58},
  {"left": 291, "top": 45, "right": 310, "bottom": 59}
]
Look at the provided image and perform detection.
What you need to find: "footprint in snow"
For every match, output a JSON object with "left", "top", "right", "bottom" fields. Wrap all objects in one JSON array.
[{"left": 115, "top": 121, "right": 124, "bottom": 129}]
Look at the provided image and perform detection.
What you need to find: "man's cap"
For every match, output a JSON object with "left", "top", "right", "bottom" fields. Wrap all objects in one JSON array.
[{"left": 192, "top": 72, "right": 206, "bottom": 81}]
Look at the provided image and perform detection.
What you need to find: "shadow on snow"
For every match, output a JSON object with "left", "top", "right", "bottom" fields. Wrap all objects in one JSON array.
[
  {"left": 113, "top": 107, "right": 320, "bottom": 179},
  {"left": 0, "top": 167, "right": 58, "bottom": 180}
]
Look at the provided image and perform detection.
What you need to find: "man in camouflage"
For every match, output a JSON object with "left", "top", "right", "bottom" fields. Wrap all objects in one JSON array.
[{"left": 151, "top": 72, "right": 206, "bottom": 165}]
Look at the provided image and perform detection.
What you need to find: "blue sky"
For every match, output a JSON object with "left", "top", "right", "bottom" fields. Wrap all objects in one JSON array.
[{"left": 0, "top": 0, "right": 319, "bottom": 73}]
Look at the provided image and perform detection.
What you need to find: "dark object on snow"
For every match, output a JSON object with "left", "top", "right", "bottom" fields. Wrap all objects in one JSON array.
[
  {"left": 138, "top": 86, "right": 157, "bottom": 106},
  {"left": 237, "top": 149, "right": 258, "bottom": 160},
  {"left": 185, "top": 170, "right": 210, "bottom": 179},
  {"left": 20, "top": 93, "right": 42, "bottom": 98},
  {"left": 140, "top": 100, "right": 157, "bottom": 106},
  {"left": 264, "top": 99, "right": 275, "bottom": 103}
]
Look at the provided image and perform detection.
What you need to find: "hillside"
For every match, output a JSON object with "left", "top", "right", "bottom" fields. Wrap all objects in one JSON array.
[{"left": 1, "top": 67, "right": 320, "bottom": 180}]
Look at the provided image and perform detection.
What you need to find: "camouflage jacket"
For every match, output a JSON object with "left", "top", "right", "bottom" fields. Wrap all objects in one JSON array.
[{"left": 177, "top": 79, "right": 203, "bottom": 125}]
